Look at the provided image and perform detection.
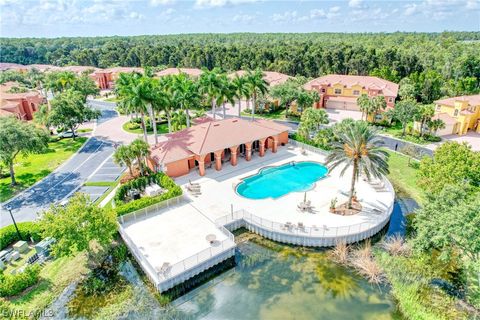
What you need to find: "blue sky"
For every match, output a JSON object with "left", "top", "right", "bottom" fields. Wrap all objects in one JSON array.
[{"left": 1, "top": 0, "right": 479, "bottom": 38}]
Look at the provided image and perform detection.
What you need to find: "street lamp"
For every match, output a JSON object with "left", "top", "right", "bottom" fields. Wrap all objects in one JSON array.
[{"left": 4, "top": 205, "right": 22, "bottom": 241}]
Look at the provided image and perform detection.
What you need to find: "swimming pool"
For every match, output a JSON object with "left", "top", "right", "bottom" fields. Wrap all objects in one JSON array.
[{"left": 236, "top": 161, "right": 328, "bottom": 199}]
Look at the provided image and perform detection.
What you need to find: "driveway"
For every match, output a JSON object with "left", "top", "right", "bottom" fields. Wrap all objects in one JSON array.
[
  {"left": 0, "top": 101, "right": 126, "bottom": 227},
  {"left": 426, "top": 132, "right": 480, "bottom": 151}
]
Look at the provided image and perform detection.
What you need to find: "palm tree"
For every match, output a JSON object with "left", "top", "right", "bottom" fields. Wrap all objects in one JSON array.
[
  {"left": 199, "top": 68, "right": 222, "bottom": 120},
  {"left": 357, "top": 94, "right": 370, "bottom": 121},
  {"left": 246, "top": 69, "right": 268, "bottom": 121},
  {"left": 217, "top": 74, "right": 235, "bottom": 119},
  {"left": 130, "top": 139, "right": 150, "bottom": 176},
  {"left": 113, "top": 145, "right": 134, "bottom": 176},
  {"left": 116, "top": 73, "right": 150, "bottom": 143},
  {"left": 159, "top": 75, "right": 179, "bottom": 133},
  {"left": 326, "top": 121, "right": 389, "bottom": 209},
  {"left": 172, "top": 73, "right": 200, "bottom": 127},
  {"left": 232, "top": 75, "right": 248, "bottom": 118}
]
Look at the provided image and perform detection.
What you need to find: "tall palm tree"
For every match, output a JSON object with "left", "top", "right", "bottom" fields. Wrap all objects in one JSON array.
[
  {"left": 246, "top": 69, "right": 268, "bottom": 121},
  {"left": 159, "top": 75, "right": 180, "bottom": 133},
  {"left": 326, "top": 121, "right": 389, "bottom": 208},
  {"left": 199, "top": 68, "right": 222, "bottom": 120},
  {"left": 217, "top": 74, "right": 235, "bottom": 119},
  {"left": 172, "top": 73, "right": 200, "bottom": 127},
  {"left": 232, "top": 75, "right": 249, "bottom": 118},
  {"left": 113, "top": 145, "right": 134, "bottom": 176},
  {"left": 357, "top": 94, "right": 370, "bottom": 121},
  {"left": 116, "top": 73, "right": 150, "bottom": 143},
  {"left": 130, "top": 138, "right": 150, "bottom": 176}
]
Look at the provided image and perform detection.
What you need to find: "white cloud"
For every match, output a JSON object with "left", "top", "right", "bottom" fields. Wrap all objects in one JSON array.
[
  {"left": 348, "top": 0, "right": 363, "bottom": 8},
  {"left": 150, "top": 0, "right": 175, "bottom": 6},
  {"left": 195, "top": 0, "right": 258, "bottom": 8},
  {"left": 403, "top": 0, "right": 478, "bottom": 20},
  {"left": 272, "top": 6, "right": 341, "bottom": 23},
  {"left": 233, "top": 13, "right": 255, "bottom": 23}
]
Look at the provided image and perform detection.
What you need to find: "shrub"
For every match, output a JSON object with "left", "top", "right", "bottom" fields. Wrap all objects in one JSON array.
[
  {"left": 115, "top": 186, "right": 182, "bottom": 216},
  {"left": 382, "top": 235, "right": 411, "bottom": 257},
  {"left": 0, "top": 265, "right": 41, "bottom": 297},
  {"left": 0, "top": 222, "right": 43, "bottom": 251},
  {"left": 330, "top": 241, "right": 349, "bottom": 265}
]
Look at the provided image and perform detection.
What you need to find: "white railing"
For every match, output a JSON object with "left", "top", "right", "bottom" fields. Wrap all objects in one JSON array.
[
  {"left": 161, "top": 235, "right": 234, "bottom": 281},
  {"left": 216, "top": 177, "right": 395, "bottom": 243},
  {"left": 118, "top": 226, "right": 160, "bottom": 285},
  {"left": 118, "top": 195, "right": 184, "bottom": 225},
  {"left": 288, "top": 139, "right": 330, "bottom": 156}
]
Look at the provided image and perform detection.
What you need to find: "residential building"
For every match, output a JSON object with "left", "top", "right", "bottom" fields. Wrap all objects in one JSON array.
[
  {"left": 156, "top": 68, "right": 203, "bottom": 78},
  {"left": 433, "top": 95, "right": 480, "bottom": 136},
  {"left": 0, "top": 82, "right": 44, "bottom": 120},
  {"left": 148, "top": 117, "right": 289, "bottom": 177},
  {"left": 304, "top": 74, "right": 399, "bottom": 111},
  {"left": 229, "top": 70, "right": 292, "bottom": 87},
  {"left": 90, "top": 67, "right": 144, "bottom": 90}
]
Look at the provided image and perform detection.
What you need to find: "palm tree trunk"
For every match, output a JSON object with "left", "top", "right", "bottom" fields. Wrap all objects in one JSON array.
[
  {"left": 348, "top": 160, "right": 358, "bottom": 209},
  {"left": 150, "top": 106, "right": 158, "bottom": 145},
  {"left": 238, "top": 99, "right": 242, "bottom": 118},
  {"left": 211, "top": 100, "right": 216, "bottom": 120},
  {"left": 251, "top": 93, "right": 256, "bottom": 121},
  {"left": 223, "top": 102, "right": 226, "bottom": 119},
  {"left": 402, "top": 124, "right": 407, "bottom": 137},
  {"left": 9, "top": 162, "right": 16, "bottom": 186},
  {"left": 166, "top": 112, "right": 172, "bottom": 133},
  {"left": 137, "top": 156, "right": 144, "bottom": 176},
  {"left": 140, "top": 112, "right": 148, "bottom": 143},
  {"left": 185, "top": 107, "right": 191, "bottom": 128}
]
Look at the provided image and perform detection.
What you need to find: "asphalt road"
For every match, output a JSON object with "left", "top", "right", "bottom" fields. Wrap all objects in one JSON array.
[
  {"left": 0, "top": 137, "right": 116, "bottom": 227},
  {"left": 0, "top": 103, "right": 119, "bottom": 227}
]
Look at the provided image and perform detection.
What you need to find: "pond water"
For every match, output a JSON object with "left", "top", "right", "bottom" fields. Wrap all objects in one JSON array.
[{"left": 172, "top": 239, "right": 401, "bottom": 320}]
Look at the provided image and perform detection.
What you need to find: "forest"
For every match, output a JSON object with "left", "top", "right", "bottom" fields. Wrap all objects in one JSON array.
[{"left": 1, "top": 32, "right": 480, "bottom": 102}]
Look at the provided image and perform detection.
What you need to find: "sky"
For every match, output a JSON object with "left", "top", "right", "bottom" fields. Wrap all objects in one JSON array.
[{"left": 0, "top": 0, "right": 479, "bottom": 38}]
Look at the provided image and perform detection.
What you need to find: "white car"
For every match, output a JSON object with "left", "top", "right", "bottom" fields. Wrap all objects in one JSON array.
[{"left": 57, "top": 130, "right": 77, "bottom": 139}]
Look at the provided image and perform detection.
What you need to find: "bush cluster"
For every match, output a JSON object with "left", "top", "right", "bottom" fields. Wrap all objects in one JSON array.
[
  {"left": 0, "top": 222, "right": 43, "bottom": 251},
  {"left": 114, "top": 172, "right": 182, "bottom": 216},
  {"left": 0, "top": 265, "right": 41, "bottom": 297}
]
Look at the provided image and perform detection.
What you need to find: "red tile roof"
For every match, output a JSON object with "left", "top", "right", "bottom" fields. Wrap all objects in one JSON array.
[
  {"left": 229, "top": 70, "right": 292, "bottom": 86},
  {"left": 304, "top": 74, "right": 399, "bottom": 97},
  {"left": 156, "top": 68, "right": 203, "bottom": 77},
  {"left": 150, "top": 117, "right": 289, "bottom": 164},
  {"left": 435, "top": 95, "right": 480, "bottom": 107}
]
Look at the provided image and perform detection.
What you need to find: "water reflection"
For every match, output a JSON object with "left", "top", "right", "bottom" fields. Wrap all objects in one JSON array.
[{"left": 172, "top": 239, "right": 398, "bottom": 320}]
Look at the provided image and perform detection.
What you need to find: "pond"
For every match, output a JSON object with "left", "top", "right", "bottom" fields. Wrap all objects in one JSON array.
[{"left": 171, "top": 238, "right": 402, "bottom": 320}]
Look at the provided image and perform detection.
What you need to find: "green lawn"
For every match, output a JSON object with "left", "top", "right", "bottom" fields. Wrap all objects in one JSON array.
[
  {"left": 0, "top": 137, "right": 88, "bottom": 202},
  {"left": 380, "top": 123, "right": 441, "bottom": 145},
  {"left": 241, "top": 109, "right": 300, "bottom": 121},
  {"left": 7, "top": 253, "right": 88, "bottom": 316},
  {"left": 122, "top": 121, "right": 171, "bottom": 135},
  {"left": 104, "top": 97, "right": 119, "bottom": 102},
  {"left": 385, "top": 149, "right": 425, "bottom": 204}
]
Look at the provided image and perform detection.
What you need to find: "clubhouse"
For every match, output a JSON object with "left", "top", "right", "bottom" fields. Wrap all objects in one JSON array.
[{"left": 147, "top": 117, "right": 290, "bottom": 177}]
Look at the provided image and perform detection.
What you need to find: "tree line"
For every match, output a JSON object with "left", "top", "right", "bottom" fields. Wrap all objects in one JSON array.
[{"left": 1, "top": 32, "right": 479, "bottom": 103}]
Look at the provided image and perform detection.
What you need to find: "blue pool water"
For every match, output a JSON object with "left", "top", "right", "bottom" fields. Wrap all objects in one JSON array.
[{"left": 236, "top": 161, "right": 328, "bottom": 199}]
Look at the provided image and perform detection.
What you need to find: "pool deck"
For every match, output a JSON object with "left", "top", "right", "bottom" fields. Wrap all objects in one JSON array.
[{"left": 119, "top": 142, "right": 395, "bottom": 292}]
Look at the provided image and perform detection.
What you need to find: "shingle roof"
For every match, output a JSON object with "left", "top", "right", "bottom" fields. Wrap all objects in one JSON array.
[
  {"left": 304, "top": 74, "right": 399, "bottom": 97},
  {"left": 228, "top": 70, "right": 292, "bottom": 86},
  {"left": 156, "top": 68, "right": 203, "bottom": 77}
]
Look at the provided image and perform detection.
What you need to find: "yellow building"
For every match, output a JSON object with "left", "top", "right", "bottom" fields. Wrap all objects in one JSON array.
[
  {"left": 433, "top": 95, "right": 480, "bottom": 136},
  {"left": 303, "top": 74, "right": 398, "bottom": 111}
]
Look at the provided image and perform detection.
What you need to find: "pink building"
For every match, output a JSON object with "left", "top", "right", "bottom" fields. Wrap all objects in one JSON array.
[
  {"left": 0, "top": 82, "right": 45, "bottom": 120},
  {"left": 148, "top": 117, "right": 290, "bottom": 177},
  {"left": 304, "top": 74, "right": 399, "bottom": 111},
  {"left": 229, "top": 70, "right": 292, "bottom": 87}
]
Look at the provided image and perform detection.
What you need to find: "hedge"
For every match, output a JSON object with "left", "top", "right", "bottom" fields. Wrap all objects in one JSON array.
[
  {"left": 115, "top": 172, "right": 182, "bottom": 216},
  {"left": 0, "top": 265, "right": 41, "bottom": 297},
  {"left": 0, "top": 222, "right": 43, "bottom": 251}
]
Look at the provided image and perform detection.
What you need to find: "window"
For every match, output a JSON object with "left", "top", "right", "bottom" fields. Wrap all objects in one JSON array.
[
  {"left": 454, "top": 109, "right": 459, "bottom": 116},
  {"left": 320, "top": 88, "right": 326, "bottom": 93},
  {"left": 334, "top": 88, "right": 342, "bottom": 95},
  {"left": 353, "top": 90, "right": 360, "bottom": 95},
  {"left": 436, "top": 105, "right": 441, "bottom": 111},
  {"left": 388, "top": 97, "right": 393, "bottom": 103}
]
